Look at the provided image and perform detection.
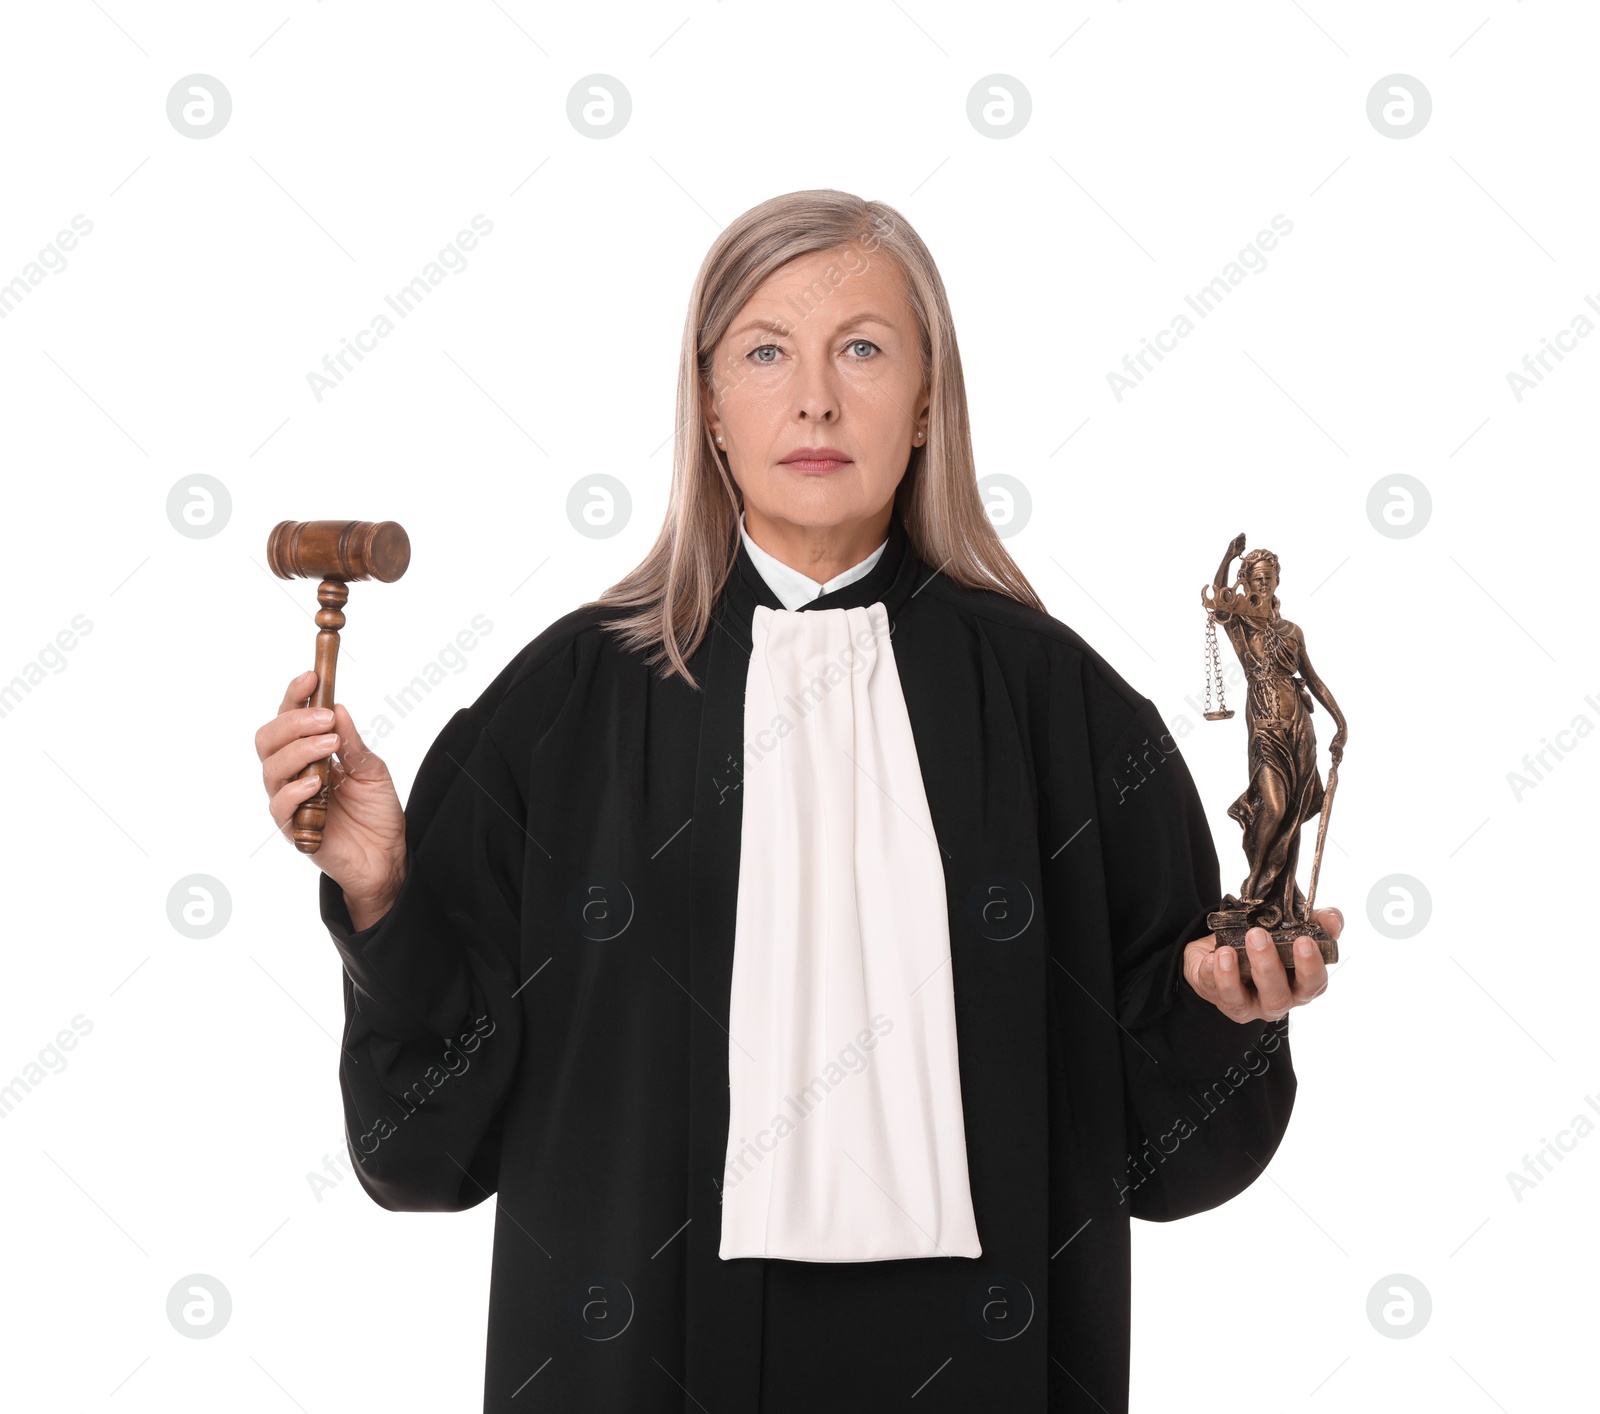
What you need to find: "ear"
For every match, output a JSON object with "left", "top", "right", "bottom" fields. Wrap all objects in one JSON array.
[
  {"left": 700, "top": 385, "right": 723, "bottom": 446},
  {"left": 914, "top": 396, "right": 931, "bottom": 441}
]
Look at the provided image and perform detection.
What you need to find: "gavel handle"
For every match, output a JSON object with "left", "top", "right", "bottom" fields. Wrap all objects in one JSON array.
[{"left": 293, "top": 579, "right": 349, "bottom": 855}]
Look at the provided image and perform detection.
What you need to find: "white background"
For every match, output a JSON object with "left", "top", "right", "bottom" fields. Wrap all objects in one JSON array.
[{"left": 1, "top": 1, "right": 1594, "bottom": 1409}]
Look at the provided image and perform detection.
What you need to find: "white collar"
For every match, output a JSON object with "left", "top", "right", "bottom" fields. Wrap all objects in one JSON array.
[{"left": 739, "top": 511, "right": 888, "bottom": 611}]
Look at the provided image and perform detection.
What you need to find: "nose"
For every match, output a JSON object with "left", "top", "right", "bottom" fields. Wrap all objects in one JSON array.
[{"left": 793, "top": 355, "right": 838, "bottom": 423}]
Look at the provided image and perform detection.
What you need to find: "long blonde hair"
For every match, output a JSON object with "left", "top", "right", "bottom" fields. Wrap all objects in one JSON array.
[{"left": 587, "top": 188, "right": 1045, "bottom": 688}]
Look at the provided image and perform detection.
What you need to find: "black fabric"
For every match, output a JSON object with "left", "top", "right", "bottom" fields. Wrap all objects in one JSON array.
[{"left": 319, "top": 506, "right": 1296, "bottom": 1412}]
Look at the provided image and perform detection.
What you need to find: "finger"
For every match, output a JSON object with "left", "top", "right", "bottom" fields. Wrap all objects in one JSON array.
[
  {"left": 1189, "top": 944, "right": 1221, "bottom": 1004},
  {"left": 276, "top": 669, "right": 319, "bottom": 716},
  {"left": 1245, "top": 927, "right": 1294, "bottom": 1019},
  {"left": 1312, "top": 905, "right": 1344, "bottom": 940},
  {"left": 261, "top": 730, "right": 340, "bottom": 797},
  {"left": 256, "top": 689, "right": 335, "bottom": 768},
  {"left": 1211, "top": 942, "right": 1256, "bottom": 1021},
  {"left": 1201, "top": 945, "right": 1223, "bottom": 1000},
  {"left": 1290, "top": 934, "right": 1329, "bottom": 1003},
  {"left": 268, "top": 772, "right": 327, "bottom": 833},
  {"left": 330, "top": 704, "right": 379, "bottom": 777}
]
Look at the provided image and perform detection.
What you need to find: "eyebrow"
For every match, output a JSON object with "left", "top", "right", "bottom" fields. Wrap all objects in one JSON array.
[{"left": 728, "top": 311, "right": 898, "bottom": 340}]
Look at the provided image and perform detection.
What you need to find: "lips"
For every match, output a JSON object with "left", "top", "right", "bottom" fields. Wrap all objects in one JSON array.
[{"left": 779, "top": 447, "right": 852, "bottom": 473}]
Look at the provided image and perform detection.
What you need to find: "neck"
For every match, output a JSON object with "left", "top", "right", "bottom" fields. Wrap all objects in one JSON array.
[{"left": 741, "top": 504, "right": 893, "bottom": 583}]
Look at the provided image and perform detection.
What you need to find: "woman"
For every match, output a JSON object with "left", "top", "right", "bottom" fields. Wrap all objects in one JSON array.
[
  {"left": 255, "top": 190, "right": 1339, "bottom": 1413},
  {"left": 1209, "top": 535, "right": 1347, "bottom": 932}
]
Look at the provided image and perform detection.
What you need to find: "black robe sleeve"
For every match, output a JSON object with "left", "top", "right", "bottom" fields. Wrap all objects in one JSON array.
[
  {"left": 1094, "top": 695, "right": 1298, "bottom": 1222},
  {"left": 317, "top": 697, "right": 530, "bottom": 1214}
]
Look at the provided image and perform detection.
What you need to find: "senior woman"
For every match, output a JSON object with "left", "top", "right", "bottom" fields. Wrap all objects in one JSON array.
[{"left": 256, "top": 189, "right": 1338, "bottom": 1414}]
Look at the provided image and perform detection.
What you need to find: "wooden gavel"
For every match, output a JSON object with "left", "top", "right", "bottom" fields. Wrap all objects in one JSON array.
[{"left": 267, "top": 519, "right": 410, "bottom": 854}]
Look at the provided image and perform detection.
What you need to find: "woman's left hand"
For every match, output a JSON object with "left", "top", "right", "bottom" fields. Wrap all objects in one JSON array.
[{"left": 1182, "top": 906, "right": 1342, "bottom": 1024}]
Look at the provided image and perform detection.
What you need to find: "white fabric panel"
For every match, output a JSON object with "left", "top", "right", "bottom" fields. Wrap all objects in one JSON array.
[{"left": 719, "top": 601, "right": 982, "bottom": 1262}]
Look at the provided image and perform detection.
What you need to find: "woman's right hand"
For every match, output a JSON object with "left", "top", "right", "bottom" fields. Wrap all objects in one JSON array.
[{"left": 256, "top": 669, "right": 408, "bottom": 930}]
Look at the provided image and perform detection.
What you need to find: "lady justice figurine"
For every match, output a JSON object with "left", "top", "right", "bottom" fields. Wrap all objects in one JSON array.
[{"left": 1200, "top": 532, "right": 1347, "bottom": 980}]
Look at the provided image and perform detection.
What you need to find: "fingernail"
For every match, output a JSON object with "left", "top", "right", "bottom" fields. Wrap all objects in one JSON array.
[
  {"left": 1329, "top": 907, "right": 1344, "bottom": 929},
  {"left": 1217, "top": 947, "right": 1234, "bottom": 969},
  {"left": 1249, "top": 930, "right": 1270, "bottom": 951},
  {"left": 313, "top": 709, "right": 334, "bottom": 725},
  {"left": 1296, "top": 936, "right": 1315, "bottom": 957}
]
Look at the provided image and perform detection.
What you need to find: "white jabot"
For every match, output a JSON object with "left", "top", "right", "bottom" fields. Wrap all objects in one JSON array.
[
  {"left": 738, "top": 511, "right": 887, "bottom": 611},
  {"left": 718, "top": 590, "right": 982, "bottom": 1262}
]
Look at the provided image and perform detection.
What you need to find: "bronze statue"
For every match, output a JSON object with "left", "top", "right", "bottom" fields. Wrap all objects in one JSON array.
[{"left": 1200, "top": 533, "right": 1346, "bottom": 981}]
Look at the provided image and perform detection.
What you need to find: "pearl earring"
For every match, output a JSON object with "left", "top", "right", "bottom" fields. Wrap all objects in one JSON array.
[{"left": 717, "top": 435, "right": 724, "bottom": 443}]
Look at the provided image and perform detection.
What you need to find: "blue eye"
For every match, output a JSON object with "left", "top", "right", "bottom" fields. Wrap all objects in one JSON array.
[{"left": 746, "top": 339, "right": 880, "bottom": 366}]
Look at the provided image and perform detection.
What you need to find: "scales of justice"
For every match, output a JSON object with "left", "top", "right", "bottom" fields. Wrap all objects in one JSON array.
[{"left": 1198, "top": 532, "right": 1347, "bottom": 983}]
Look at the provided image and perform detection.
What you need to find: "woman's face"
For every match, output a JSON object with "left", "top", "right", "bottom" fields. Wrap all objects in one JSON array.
[
  {"left": 1246, "top": 560, "right": 1279, "bottom": 598},
  {"left": 703, "top": 247, "right": 929, "bottom": 534}
]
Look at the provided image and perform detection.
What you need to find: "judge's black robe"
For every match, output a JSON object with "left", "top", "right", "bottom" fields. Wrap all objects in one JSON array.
[{"left": 319, "top": 507, "right": 1297, "bottom": 1413}]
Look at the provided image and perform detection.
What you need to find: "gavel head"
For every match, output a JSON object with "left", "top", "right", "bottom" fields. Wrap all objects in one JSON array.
[{"left": 267, "top": 520, "right": 410, "bottom": 583}]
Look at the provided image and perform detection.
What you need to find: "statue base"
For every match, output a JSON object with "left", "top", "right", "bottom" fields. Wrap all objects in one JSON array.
[{"left": 1207, "top": 903, "right": 1338, "bottom": 983}]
